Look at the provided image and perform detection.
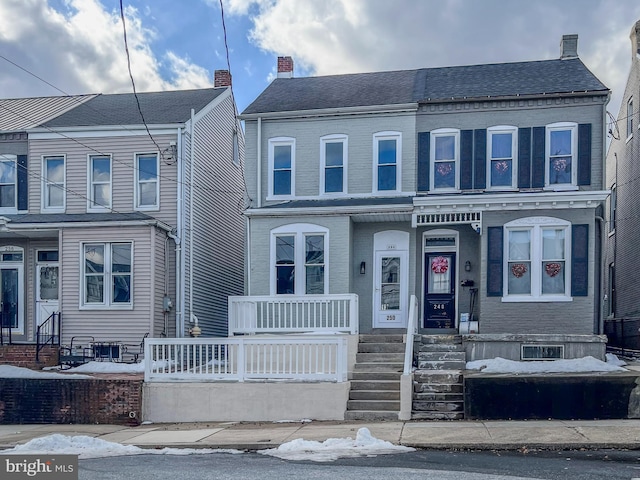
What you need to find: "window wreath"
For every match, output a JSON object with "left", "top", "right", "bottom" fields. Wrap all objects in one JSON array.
[
  {"left": 510, "top": 263, "right": 527, "bottom": 278},
  {"left": 545, "top": 262, "right": 562, "bottom": 278}
]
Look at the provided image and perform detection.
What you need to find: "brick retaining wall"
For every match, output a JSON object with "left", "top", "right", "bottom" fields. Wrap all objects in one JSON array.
[{"left": 0, "top": 345, "right": 59, "bottom": 369}]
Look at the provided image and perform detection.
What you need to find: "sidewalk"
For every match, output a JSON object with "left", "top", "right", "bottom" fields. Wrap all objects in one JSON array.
[{"left": 1, "top": 419, "right": 640, "bottom": 451}]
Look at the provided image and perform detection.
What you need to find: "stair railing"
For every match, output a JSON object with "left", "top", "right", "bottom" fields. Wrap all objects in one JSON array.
[
  {"left": 403, "top": 295, "right": 419, "bottom": 375},
  {"left": 36, "top": 312, "right": 61, "bottom": 361}
]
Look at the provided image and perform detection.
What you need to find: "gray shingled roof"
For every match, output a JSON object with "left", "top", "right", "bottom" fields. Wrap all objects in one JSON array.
[
  {"left": 43, "top": 88, "right": 226, "bottom": 127},
  {"left": 242, "top": 58, "right": 608, "bottom": 115},
  {"left": 0, "top": 95, "right": 95, "bottom": 132}
]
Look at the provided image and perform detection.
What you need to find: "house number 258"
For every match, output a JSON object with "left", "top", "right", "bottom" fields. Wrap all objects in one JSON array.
[{"left": 386, "top": 315, "right": 396, "bottom": 321}]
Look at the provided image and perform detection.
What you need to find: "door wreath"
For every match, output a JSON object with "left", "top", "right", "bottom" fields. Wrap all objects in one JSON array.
[{"left": 431, "top": 256, "right": 449, "bottom": 274}]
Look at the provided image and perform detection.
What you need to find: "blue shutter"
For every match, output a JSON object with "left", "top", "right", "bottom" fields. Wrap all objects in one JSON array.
[
  {"left": 473, "top": 129, "right": 486, "bottom": 189},
  {"left": 518, "top": 127, "right": 531, "bottom": 188},
  {"left": 460, "top": 130, "right": 473, "bottom": 190},
  {"left": 17, "top": 155, "right": 27, "bottom": 211},
  {"left": 577, "top": 123, "right": 592, "bottom": 186},
  {"left": 531, "top": 126, "right": 545, "bottom": 188},
  {"left": 487, "top": 226, "right": 504, "bottom": 297},
  {"left": 571, "top": 224, "right": 589, "bottom": 296},
  {"left": 417, "top": 132, "right": 430, "bottom": 192}
]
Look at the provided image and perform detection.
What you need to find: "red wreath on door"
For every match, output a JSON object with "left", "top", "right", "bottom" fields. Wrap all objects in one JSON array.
[{"left": 431, "top": 256, "right": 449, "bottom": 274}]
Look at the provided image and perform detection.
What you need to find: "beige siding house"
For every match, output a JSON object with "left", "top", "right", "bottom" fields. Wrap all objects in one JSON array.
[{"left": 0, "top": 81, "right": 245, "bottom": 354}]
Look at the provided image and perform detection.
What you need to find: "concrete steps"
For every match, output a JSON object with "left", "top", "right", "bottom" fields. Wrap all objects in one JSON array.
[
  {"left": 412, "top": 335, "right": 466, "bottom": 420},
  {"left": 345, "top": 334, "right": 404, "bottom": 421}
]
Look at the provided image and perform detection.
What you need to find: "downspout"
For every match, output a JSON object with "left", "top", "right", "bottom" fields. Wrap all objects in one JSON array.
[
  {"left": 175, "top": 127, "right": 184, "bottom": 337},
  {"left": 595, "top": 215, "right": 605, "bottom": 335},
  {"left": 257, "top": 117, "right": 262, "bottom": 208},
  {"left": 189, "top": 108, "right": 199, "bottom": 333},
  {"left": 246, "top": 216, "right": 251, "bottom": 295}
]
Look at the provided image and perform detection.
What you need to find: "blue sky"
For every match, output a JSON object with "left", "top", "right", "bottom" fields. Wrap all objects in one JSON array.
[{"left": 2, "top": 0, "right": 640, "bottom": 119}]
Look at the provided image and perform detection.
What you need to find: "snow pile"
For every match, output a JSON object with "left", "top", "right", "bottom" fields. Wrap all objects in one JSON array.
[
  {"left": 3, "top": 434, "right": 242, "bottom": 459},
  {"left": 259, "top": 427, "right": 414, "bottom": 462},
  {"left": 605, "top": 353, "right": 627, "bottom": 367},
  {"left": 466, "top": 356, "right": 627, "bottom": 374},
  {"left": 67, "top": 361, "right": 144, "bottom": 374},
  {"left": 0, "top": 365, "right": 93, "bottom": 379}
]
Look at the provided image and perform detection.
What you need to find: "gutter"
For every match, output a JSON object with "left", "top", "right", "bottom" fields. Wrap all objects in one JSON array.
[{"left": 240, "top": 103, "right": 419, "bottom": 121}]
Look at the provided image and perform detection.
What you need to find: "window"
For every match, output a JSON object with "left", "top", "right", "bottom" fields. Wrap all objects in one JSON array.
[
  {"left": 271, "top": 224, "right": 328, "bottom": 295},
  {"left": 135, "top": 153, "right": 159, "bottom": 210},
  {"left": 546, "top": 123, "right": 577, "bottom": 187},
  {"left": 430, "top": 129, "right": 459, "bottom": 191},
  {"left": 373, "top": 132, "right": 401, "bottom": 192},
  {"left": 0, "top": 154, "right": 17, "bottom": 209},
  {"left": 504, "top": 217, "right": 571, "bottom": 301},
  {"left": 627, "top": 98, "right": 634, "bottom": 139},
  {"left": 88, "top": 155, "right": 111, "bottom": 210},
  {"left": 320, "top": 135, "right": 347, "bottom": 194},
  {"left": 42, "top": 155, "right": 65, "bottom": 211},
  {"left": 268, "top": 137, "right": 295, "bottom": 198},
  {"left": 609, "top": 184, "right": 616, "bottom": 233},
  {"left": 82, "top": 242, "right": 132, "bottom": 308},
  {"left": 487, "top": 126, "right": 517, "bottom": 189},
  {"left": 608, "top": 263, "right": 616, "bottom": 317}
]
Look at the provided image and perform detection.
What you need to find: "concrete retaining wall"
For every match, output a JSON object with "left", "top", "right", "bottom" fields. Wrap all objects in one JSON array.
[{"left": 143, "top": 382, "right": 351, "bottom": 422}]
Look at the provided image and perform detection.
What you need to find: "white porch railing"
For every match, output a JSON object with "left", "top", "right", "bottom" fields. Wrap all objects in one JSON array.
[
  {"left": 403, "top": 295, "right": 419, "bottom": 375},
  {"left": 228, "top": 294, "right": 359, "bottom": 335},
  {"left": 144, "top": 335, "right": 349, "bottom": 383}
]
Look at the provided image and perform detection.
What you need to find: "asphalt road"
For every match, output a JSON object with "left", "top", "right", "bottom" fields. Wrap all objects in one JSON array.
[{"left": 78, "top": 448, "right": 640, "bottom": 480}]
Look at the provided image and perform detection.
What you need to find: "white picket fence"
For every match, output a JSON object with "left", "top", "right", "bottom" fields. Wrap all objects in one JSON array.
[
  {"left": 144, "top": 335, "right": 349, "bottom": 383},
  {"left": 228, "top": 294, "right": 359, "bottom": 335}
]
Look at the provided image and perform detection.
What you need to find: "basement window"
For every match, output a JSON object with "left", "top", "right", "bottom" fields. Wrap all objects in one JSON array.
[{"left": 521, "top": 344, "right": 564, "bottom": 361}]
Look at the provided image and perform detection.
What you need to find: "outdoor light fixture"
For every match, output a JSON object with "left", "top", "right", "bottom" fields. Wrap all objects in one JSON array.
[
  {"left": 465, "top": 260, "right": 472, "bottom": 272},
  {"left": 360, "top": 261, "right": 366, "bottom": 275}
]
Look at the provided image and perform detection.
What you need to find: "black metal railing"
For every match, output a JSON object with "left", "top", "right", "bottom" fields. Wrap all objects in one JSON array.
[
  {"left": 36, "top": 312, "right": 61, "bottom": 361},
  {"left": 604, "top": 317, "right": 640, "bottom": 357}
]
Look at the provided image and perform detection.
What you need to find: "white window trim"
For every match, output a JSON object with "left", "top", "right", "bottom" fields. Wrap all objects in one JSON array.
[
  {"left": 87, "top": 154, "right": 112, "bottom": 212},
  {"left": 269, "top": 223, "right": 329, "bottom": 295},
  {"left": 80, "top": 241, "right": 133, "bottom": 310},
  {"left": 267, "top": 137, "right": 295, "bottom": 200},
  {"left": 486, "top": 126, "right": 518, "bottom": 191},
  {"left": 134, "top": 151, "right": 160, "bottom": 211},
  {"left": 502, "top": 216, "right": 572, "bottom": 303},
  {"left": 0, "top": 153, "right": 18, "bottom": 213},
  {"left": 41, "top": 154, "right": 66, "bottom": 213},
  {"left": 320, "top": 134, "right": 348, "bottom": 196},
  {"left": 627, "top": 97, "right": 634, "bottom": 141},
  {"left": 430, "top": 128, "right": 460, "bottom": 192},
  {"left": 373, "top": 131, "right": 402, "bottom": 194},
  {"left": 544, "top": 122, "right": 578, "bottom": 191}
]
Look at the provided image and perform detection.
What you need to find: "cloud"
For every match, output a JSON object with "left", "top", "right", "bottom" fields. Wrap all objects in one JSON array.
[{"left": 0, "top": 0, "right": 211, "bottom": 97}]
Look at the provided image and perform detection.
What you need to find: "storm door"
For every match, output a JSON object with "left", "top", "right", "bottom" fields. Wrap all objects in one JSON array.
[
  {"left": 0, "top": 247, "right": 24, "bottom": 335},
  {"left": 423, "top": 233, "right": 457, "bottom": 329},
  {"left": 373, "top": 230, "right": 409, "bottom": 329}
]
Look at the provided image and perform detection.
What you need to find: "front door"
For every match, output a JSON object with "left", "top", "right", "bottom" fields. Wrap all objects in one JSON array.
[
  {"left": 0, "top": 247, "right": 24, "bottom": 335},
  {"left": 36, "top": 263, "right": 59, "bottom": 327},
  {"left": 373, "top": 231, "right": 409, "bottom": 329},
  {"left": 424, "top": 252, "right": 456, "bottom": 328}
]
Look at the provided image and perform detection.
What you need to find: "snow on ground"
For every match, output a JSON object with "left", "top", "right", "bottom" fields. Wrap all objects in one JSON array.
[
  {"left": 466, "top": 356, "right": 628, "bottom": 374},
  {"left": 0, "top": 365, "right": 93, "bottom": 379},
  {"left": 606, "top": 353, "right": 627, "bottom": 367},
  {"left": 259, "top": 427, "right": 415, "bottom": 462},
  {"left": 66, "top": 361, "right": 144, "bottom": 374},
  {"left": 3, "top": 434, "right": 242, "bottom": 459}
]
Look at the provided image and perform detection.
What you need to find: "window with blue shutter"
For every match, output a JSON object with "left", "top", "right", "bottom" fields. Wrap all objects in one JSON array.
[{"left": 571, "top": 224, "right": 589, "bottom": 296}]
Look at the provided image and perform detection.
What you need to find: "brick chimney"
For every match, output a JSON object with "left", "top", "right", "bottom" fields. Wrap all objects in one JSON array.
[
  {"left": 560, "top": 34, "right": 578, "bottom": 59},
  {"left": 631, "top": 20, "right": 640, "bottom": 59},
  {"left": 214, "top": 69, "right": 232, "bottom": 87},
  {"left": 277, "top": 56, "right": 294, "bottom": 79}
]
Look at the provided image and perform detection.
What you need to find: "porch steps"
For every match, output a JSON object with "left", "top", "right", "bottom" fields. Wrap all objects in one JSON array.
[
  {"left": 345, "top": 334, "right": 404, "bottom": 421},
  {"left": 412, "top": 335, "right": 466, "bottom": 420}
]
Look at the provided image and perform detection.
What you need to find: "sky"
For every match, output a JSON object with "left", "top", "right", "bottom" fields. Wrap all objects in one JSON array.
[{"left": 1, "top": 0, "right": 640, "bottom": 124}]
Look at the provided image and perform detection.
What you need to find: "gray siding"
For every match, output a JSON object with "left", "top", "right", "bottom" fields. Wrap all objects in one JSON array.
[{"left": 0, "top": 133, "right": 28, "bottom": 156}]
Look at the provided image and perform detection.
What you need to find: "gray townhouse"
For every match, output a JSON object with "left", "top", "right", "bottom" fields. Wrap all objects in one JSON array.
[
  {"left": 604, "top": 20, "right": 640, "bottom": 336},
  {"left": 239, "top": 36, "right": 610, "bottom": 362},
  {"left": 0, "top": 76, "right": 245, "bottom": 359}
]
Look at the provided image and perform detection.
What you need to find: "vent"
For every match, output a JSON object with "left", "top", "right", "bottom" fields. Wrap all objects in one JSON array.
[
  {"left": 414, "top": 211, "right": 481, "bottom": 226},
  {"left": 521, "top": 344, "right": 564, "bottom": 361}
]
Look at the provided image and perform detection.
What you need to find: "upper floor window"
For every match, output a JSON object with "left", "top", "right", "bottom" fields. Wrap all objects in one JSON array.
[
  {"left": 88, "top": 154, "right": 111, "bottom": 211},
  {"left": 82, "top": 242, "right": 132, "bottom": 308},
  {"left": 320, "top": 135, "right": 347, "bottom": 194},
  {"left": 135, "top": 153, "right": 159, "bottom": 210},
  {"left": 373, "top": 132, "right": 401, "bottom": 193},
  {"left": 504, "top": 217, "right": 571, "bottom": 302},
  {"left": 487, "top": 126, "right": 517, "bottom": 189},
  {"left": 430, "top": 129, "right": 459, "bottom": 191},
  {"left": 546, "top": 122, "right": 577, "bottom": 188},
  {"left": 0, "top": 154, "right": 17, "bottom": 210},
  {"left": 42, "top": 155, "right": 65, "bottom": 212},
  {"left": 268, "top": 137, "right": 295, "bottom": 198},
  {"left": 271, "top": 224, "right": 328, "bottom": 295},
  {"left": 627, "top": 97, "right": 634, "bottom": 139}
]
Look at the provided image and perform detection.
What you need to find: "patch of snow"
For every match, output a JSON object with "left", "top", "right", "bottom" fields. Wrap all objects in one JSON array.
[
  {"left": 0, "top": 365, "right": 93, "bottom": 379},
  {"left": 259, "top": 427, "right": 414, "bottom": 462},
  {"left": 466, "top": 356, "right": 627, "bottom": 374},
  {"left": 3, "top": 434, "right": 243, "bottom": 459},
  {"left": 67, "top": 361, "right": 144, "bottom": 374},
  {"left": 605, "top": 353, "right": 627, "bottom": 367},
  {"left": 273, "top": 418, "right": 312, "bottom": 424}
]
